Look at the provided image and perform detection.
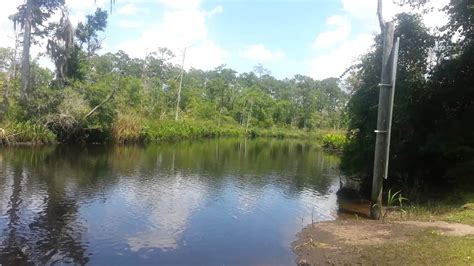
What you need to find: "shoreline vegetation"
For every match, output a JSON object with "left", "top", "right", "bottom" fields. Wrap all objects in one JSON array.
[
  {"left": 0, "top": 119, "right": 346, "bottom": 145},
  {"left": 0, "top": 6, "right": 348, "bottom": 148}
]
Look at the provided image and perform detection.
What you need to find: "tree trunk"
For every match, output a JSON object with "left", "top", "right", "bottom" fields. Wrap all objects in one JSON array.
[
  {"left": 20, "top": 0, "right": 33, "bottom": 107},
  {"left": 175, "top": 48, "right": 186, "bottom": 121},
  {"left": 246, "top": 102, "right": 253, "bottom": 132},
  {"left": 218, "top": 106, "right": 223, "bottom": 128}
]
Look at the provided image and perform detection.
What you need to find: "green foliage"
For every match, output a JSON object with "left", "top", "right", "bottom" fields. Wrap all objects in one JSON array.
[
  {"left": 108, "top": 118, "right": 317, "bottom": 144},
  {"left": 341, "top": 5, "right": 474, "bottom": 195},
  {"left": 386, "top": 189, "right": 408, "bottom": 208},
  {"left": 75, "top": 8, "right": 108, "bottom": 56},
  {"left": 112, "top": 112, "right": 143, "bottom": 143},
  {"left": 361, "top": 231, "right": 474, "bottom": 265},
  {"left": 142, "top": 120, "right": 242, "bottom": 141},
  {"left": 1, "top": 121, "right": 56, "bottom": 144},
  {"left": 0, "top": 0, "right": 369, "bottom": 145},
  {"left": 322, "top": 133, "right": 346, "bottom": 151}
]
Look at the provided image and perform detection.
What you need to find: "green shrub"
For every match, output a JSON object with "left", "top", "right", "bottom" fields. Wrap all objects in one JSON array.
[
  {"left": 322, "top": 133, "right": 346, "bottom": 151},
  {"left": 1, "top": 121, "right": 56, "bottom": 144},
  {"left": 112, "top": 113, "right": 144, "bottom": 143},
  {"left": 141, "top": 120, "right": 245, "bottom": 142}
]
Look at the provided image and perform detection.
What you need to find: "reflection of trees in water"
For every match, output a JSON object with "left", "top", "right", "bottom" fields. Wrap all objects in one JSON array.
[
  {"left": 0, "top": 148, "right": 89, "bottom": 265},
  {"left": 0, "top": 139, "right": 341, "bottom": 264},
  {"left": 1, "top": 166, "right": 28, "bottom": 264}
]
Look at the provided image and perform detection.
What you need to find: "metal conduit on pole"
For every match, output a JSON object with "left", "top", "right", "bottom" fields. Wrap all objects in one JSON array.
[{"left": 370, "top": 0, "right": 400, "bottom": 220}]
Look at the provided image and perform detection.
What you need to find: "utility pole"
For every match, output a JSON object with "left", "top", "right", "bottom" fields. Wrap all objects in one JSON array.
[
  {"left": 370, "top": 0, "right": 399, "bottom": 220},
  {"left": 175, "top": 47, "right": 186, "bottom": 121}
]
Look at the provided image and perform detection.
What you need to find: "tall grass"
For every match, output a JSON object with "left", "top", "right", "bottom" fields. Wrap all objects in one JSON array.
[
  {"left": 112, "top": 113, "right": 144, "bottom": 143},
  {"left": 142, "top": 120, "right": 243, "bottom": 141},
  {"left": 0, "top": 121, "right": 56, "bottom": 145},
  {"left": 116, "top": 119, "right": 321, "bottom": 143},
  {"left": 2, "top": 118, "right": 335, "bottom": 144}
]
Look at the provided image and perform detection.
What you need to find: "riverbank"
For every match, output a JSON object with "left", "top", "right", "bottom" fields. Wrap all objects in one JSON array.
[
  {"left": 1, "top": 119, "right": 344, "bottom": 145},
  {"left": 292, "top": 194, "right": 474, "bottom": 265}
]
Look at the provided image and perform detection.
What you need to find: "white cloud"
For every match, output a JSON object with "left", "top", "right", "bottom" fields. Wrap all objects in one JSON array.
[
  {"left": 0, "top": 0, "right": 22, "bottom": 48},
  {"left": 307, "top": 0, "right": 451, "bottom": 79},
  {"left": 240, "top": 44, "right": 285, "bottom": 62},
  {"left": 116, "top": 19, "right": 144, "bottom": 29},
  {"left": 341, "top": 0, "right": 450, "bottom": 30},
  {"left": 312, "top": 15, "right": 351, "bottom": 49},
  {"left": 156, "top": 0, "right": 202, "bottom": 10},
  {"left": 205, "top": 5, "right": 223, "bottom": 17},
  {"left": 117, "top": 4, "right": 140, "bottom": 16},
  {"left": 186, "top": 41, "right": 229, "bottom": 70},
  {"left": 309, "top": 33, "right": 374, "bottom": 79},
  {"left": 116, "top": 4, "right": 227, "bottom": 70}
]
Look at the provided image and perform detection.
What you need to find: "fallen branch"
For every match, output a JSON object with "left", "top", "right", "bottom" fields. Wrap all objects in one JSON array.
[
  {"left": 83, "top": 85, "right": 117, "bottom": 120},
  {"left": 293, "top": 238, "right": 313, "bottom": 251}
]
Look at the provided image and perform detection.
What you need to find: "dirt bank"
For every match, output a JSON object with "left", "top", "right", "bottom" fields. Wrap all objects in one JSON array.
[{"left": 292, "top": 219, "right": 474, "bottom": 265}]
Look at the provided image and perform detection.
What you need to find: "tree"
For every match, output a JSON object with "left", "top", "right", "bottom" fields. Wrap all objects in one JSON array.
[
  {"left": 75, "top": 8, "right": 108, "bottom": 57},
  {"left": 342, "top": 1, "right": 473, "bottom": 197},
  {"left": 10, "top": 0, "right": 65, "bottom": 108},
  {"left": 253, "top": 63, "right": 270, "bottom": 79},
  {"left": 46, "top": 8, "right": 74, "bottom": 82},
  {"left": 0, "top": 36, "right": 20, "bottom": 121}
]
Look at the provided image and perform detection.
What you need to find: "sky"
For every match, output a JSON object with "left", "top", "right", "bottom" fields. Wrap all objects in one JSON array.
[{"left": 0, "top": 0, "right": 450, "bottom": 80}]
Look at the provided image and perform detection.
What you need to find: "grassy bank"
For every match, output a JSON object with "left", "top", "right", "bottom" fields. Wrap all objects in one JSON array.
[
  {"left": 294, "top": 192, "right": 474, "bottom": 265},
  {"left": 121, "top": 119, "right": 333, "bottom": 143},
  {"left": 361, "top": 194, "right": 474, "bottom": 264},
  {"left": 361, "top": 229, "right": 473, "bottom": 264},
  {"left": 1, "top": 119, "right": 339, "bottom": 145},
  {"left": 387, "top": 192, "right": 474, "bottom": 226},
  {"left": 0, "top": 121, "right": 56, "bottom": 145}
]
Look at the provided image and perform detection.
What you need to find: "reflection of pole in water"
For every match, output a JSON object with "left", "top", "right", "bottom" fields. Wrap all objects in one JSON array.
[
  {"left": 244, "top": 138, "right": 247, "bottom": 157},
  {"left": 238, "top": 141, "right": 242, "bottom": 159},
  {"left": 171, "top": 150, "right": 176, "bottom": 172},
  {"left": 321, "top": 153, "right": 325, "bottom": 170}
]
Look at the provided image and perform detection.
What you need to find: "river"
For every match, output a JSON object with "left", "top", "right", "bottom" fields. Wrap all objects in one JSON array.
[{"left": 0, "top": 138, "right": 341, "bottom": 265}]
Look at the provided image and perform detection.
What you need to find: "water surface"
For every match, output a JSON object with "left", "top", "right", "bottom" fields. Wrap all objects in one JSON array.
[{"left": 0, "top": 138, "right": 341, "bottom": 265}]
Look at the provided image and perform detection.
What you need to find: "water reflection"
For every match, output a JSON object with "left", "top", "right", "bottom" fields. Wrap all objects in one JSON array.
[{"left": 1, "top": 138, "right": 341, "bottom": 265}]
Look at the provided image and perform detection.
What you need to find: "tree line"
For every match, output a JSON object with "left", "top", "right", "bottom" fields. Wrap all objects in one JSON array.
[
  {"left": 0, "top": 0, "right": 348, "bottom": 143},
  {"left": 341, "top": 0, "right": 473, "bottom": 197}
]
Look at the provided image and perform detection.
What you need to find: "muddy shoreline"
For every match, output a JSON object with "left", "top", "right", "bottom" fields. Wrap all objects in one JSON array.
[{"left": 292, "top": 204, "right": 474, "bottom": 265}]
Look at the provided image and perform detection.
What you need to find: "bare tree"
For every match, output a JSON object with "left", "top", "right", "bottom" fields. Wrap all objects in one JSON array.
[
  {"left": 10, "top": 0, "right": 65, "bottom": 108},
  {"left": 175, "top": 48, "right": 186, "bottom": 121}
]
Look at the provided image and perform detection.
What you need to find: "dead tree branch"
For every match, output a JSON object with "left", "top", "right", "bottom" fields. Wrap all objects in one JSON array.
[
  {"left": 83, "top": 85, "right": 117, "bottom": 120},
  {"left": 377, "top": 0, "right": 385, "bottom": 31}
]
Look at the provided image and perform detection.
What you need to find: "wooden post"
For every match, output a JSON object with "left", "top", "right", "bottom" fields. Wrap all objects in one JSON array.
[{"left": 370, "top": 22, "right": 395, "bottom": 220}]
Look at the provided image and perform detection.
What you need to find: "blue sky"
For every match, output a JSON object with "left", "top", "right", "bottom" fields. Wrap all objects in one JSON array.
[{"left": 0, "top": 0, "right": 449, "bottom": 79}]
